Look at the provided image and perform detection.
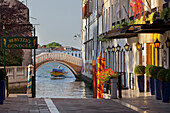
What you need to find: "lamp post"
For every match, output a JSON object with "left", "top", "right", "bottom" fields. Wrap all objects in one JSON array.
[
  {"left": 123, "top": 43, "right": 130, "bottom": 87},
  {"left": 154, "top": 38, "right": 161, "bottom": 66},
  {"left": 116, "top": 44, "right": 122, "bottom": 98},
  {"left": 136, "top": 42, "right": 142, "bottom": 51},
  {"left": 107, "top": 46, "right": 111, "bottom": 67},
  {"left": 112, "top": 45, "right": 115, "bottom": 71},
  {"left": 165, "top": 37, "right": 170, "bottom": 68},
  {"left": 124, "top": 43, "right": 130, "bottom": 51},
  {"left": 116, "top": 44, "right": 121, "bottom": 72}
]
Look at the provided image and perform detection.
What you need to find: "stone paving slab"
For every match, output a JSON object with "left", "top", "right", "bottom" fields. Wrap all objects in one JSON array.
[
  {"left": 0, "top": 94, "right": 50, "bottom": 113},
  {"left": 1, "top": 91, "right": 170, "bottom": 113},
  {"left": 51, "top": 98, "right": 138, "bottom": 113}
]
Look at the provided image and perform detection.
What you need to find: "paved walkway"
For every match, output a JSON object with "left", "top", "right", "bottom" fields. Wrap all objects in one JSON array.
[{"left": 0, "top": 90, "right": 170, "bottom": 113}]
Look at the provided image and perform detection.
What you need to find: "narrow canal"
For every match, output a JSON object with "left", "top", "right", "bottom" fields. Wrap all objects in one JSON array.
[{"left": 36, "top": 62, "right": 93, "bottom": 98}]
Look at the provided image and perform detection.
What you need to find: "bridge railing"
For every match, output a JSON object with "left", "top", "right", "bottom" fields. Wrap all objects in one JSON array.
[
  {"left": 34, "top": 53, "right": 82, "bottom": 66},
  {"left": 0, "top": 66, "right": 28, "bottom": 85}
]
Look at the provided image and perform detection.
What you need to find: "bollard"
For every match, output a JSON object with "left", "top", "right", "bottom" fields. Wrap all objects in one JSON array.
[
  {"left": 111, "top": 78, "right": 118, "bottom": 99},
  {"left": 92, "top": 60, "right": 97, "bottom": 98},
  {"left": 118, "top": 74, "right": 122, "bottom": 98},
  {"left": 97, "top": 52, "right": 102, "bottom": 99},
  {"left": 27, "top": 65, "right": 33, "bottom": 94}
]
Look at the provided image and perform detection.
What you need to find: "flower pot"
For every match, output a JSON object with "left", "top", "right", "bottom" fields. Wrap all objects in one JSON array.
[
  {"left": 161, "top": 81, "right": 170, "bottom": 103},
  {"left": 155, "top": 79, "right": 162, "bottom": 100},
  {"left": 110, "top": 78, "right": 118, "bottom": 99},
  {"left": 0, "top": 80, "right": 5, "bottom": 104},
  {"left": 137, "top": 75, "right": 144, "bottom": 92},
  {"left": 149, "top": 77, "right": 155, "bottom": 95}
]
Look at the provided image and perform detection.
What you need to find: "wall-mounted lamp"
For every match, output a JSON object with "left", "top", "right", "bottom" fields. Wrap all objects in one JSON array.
[
  {"left": 124, "top": 43, "right": 130, "bottom": 51},
  {"left": 116, "top": 44, "right": 121, "bottom": 52},
  {"left": 165, "top": 37, "right": 170, "bottom": 48},
  {"left": 154, "top": 38, "right": 161, "bottom": 48},
  {"left": 107, "top": 46, "right": 111, "bottom": 52},
  {"left": 154, "top": 38, "right": 164, "bottom": 49},
  {"left": 136, "top": 42, "right": 143, "bottom": 51},
  {"left": 74, "top": 34, "right": 81, "bottom": 40},
  {"left": 112, "top": 45, "right": 115, "bottom": 52}
]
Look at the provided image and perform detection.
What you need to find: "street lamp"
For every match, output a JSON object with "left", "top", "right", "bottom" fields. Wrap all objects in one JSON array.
[
  {"left": 124, "top": 43, "right": 130, "bottom": 51},
  {"left": 107, "top": 46, "right": 111, "bottom": 68},
  {"left": 112, "top": 45, "right": 115, "bottom": 52},
  {"left": 154, "top": 38, "right": 161, "bottom": 48},
  {"left": 165, "top": 37, "right": 170, "bottom": 48},
  {"left": 107, "top": 46, "right": 111, "bottom": 52},
  {"left": 136, "top": 42, "right": 142, "bottom": 51},
  {"left": 116, "top": 44, "right": 121, "bottom": 52},
  {"left": 74, "top": 34, "right": 81, "bottom": 40},
  {"left": 154, "top": 38, "right": 162, "bottom": 66},
  {"left": 112, "top": 45, "right": 115, "bottom": 71}
]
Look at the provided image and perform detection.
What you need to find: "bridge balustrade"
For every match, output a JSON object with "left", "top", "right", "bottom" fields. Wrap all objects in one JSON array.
[{"left": 34, "top": 53, "right": 82, "bottom": 66}]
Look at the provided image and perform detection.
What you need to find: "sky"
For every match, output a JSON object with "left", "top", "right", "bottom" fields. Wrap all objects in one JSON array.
[{"left": 20, "top": 0, "right": 82, "bottom": 49}]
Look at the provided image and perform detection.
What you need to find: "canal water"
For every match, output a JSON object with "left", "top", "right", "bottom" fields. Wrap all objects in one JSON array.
[{"left": 36, "top": 62, "right": 93, "bottom": 98}]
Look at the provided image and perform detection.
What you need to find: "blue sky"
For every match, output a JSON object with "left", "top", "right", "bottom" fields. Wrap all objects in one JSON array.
[{"left": 22, "top": 0, "right": 82, "bottom": 49}]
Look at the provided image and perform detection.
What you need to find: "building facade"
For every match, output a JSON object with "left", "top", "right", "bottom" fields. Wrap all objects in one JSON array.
[
  {"left": 52, "top": 46, "right": 82, "bottom": 58},
  {"left": 82, "top": 0, "right": 170, "bottom": 91},
  {"left": 0, "top": 0, "right": 33, "bottom": 66}
]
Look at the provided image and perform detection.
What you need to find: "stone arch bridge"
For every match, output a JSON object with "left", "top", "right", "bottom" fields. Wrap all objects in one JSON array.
[{"left": 33, "top": 53, "right": 82, "bottom": 78}]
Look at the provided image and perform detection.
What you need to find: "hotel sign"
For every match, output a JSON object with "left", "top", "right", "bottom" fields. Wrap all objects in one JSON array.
[{"left": 2, "top": 36, "right": 38, "bottom": 49}]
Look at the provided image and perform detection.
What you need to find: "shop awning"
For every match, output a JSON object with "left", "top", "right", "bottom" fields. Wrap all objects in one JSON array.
[
  {"left": 134, "top": 24, "right": 170, "bottom": 33},
  {"left": 103, "top": 25, "right": 140, "bottom": 39}
]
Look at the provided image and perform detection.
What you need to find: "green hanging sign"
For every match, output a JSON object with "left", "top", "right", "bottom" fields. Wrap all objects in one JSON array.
[{"left": 2, "top": 36, "right": 38, "bottom": 49}]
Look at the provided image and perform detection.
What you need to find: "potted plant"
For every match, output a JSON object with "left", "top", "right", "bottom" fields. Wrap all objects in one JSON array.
[
  {"left": 0, "top": 69, "right": 6, "bottom": 104},
  {"left": 150, "top": 66, "right": 164, "bottom": 100},
  {"left": 98, "top": 68, "right": 118, "bottom": 99},
  {"left": 157, "top": 69, "right": 170, "bottom": 102},
  {"left": 145, "top": 65, "right": 155, "bottom": 95},
  {"left": 134, "top": 65, "right": 145, "bottom": 92}
]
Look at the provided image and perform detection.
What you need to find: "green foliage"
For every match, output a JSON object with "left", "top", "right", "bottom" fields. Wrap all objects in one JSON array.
[
  {"left": 42, "top": 45, "right": 47, "bottom": 47},
  {"left": 114, "top": 24, "right": 120, "bottom": 29},
  {"left": 145, "top": 65, "right": 154, "bottom": 76},
  {"left": 0, "top": 69, "right": 6, "bottom": 80},
  {"left": 165, "top": 70, "right": 170, "bottom": 83},
  {"left": 134, "top": 65, "right": 145, "bottom": 75},
  {"left": 111, "top": 25, "right": 115, "bottom": 30},
  {"left": 47, "top": 42, "right": 62, "bottom": 49},
  {"left": 157, "top": 69, "right": 169, "bottom": 81},
  {"left": 152, "top": 12, "right": 160, "bottom": 22},
  {"left": 160, "top": 7, "right": 170, "bottom": 21},
  {"left": 128, "top": 20, "right": 134, "bottom": 26},
  {"left": 122, "top": 22, "right": 128, "bottom": 26},
  {"left": 104, "top": 73, "right": 118, "bottom": 82},
  {"left": 0, "top": 50, "right": 23, "bottom": 66},
  {"left": 150, "top": 66, "right": 164, "bottom": 79}
]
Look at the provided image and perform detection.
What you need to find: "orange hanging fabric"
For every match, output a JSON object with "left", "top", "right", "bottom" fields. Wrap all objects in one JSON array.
[{"left": 127, "top": 0, "right": 146, "bottom": 21}]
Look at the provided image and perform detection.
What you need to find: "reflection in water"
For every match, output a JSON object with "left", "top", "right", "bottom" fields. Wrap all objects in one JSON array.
[{"left": 36, "top": 62, "right": 92, "bottom": 98}]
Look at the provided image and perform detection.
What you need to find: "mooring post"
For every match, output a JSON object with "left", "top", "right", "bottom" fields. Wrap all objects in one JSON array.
[{"left": 118, "top": 73, "right": 122, "bottom": 98}]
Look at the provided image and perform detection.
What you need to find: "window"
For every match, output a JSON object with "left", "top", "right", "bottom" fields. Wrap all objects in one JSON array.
[
  {"left": 102, "top": 11, "right": 105, "bottom": 33},
  {"left": 106, "top": 9, "right": 107, "bottom": 32},
  {"left": 75, "top": 54, "right": 77, "bottom": 57}
]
